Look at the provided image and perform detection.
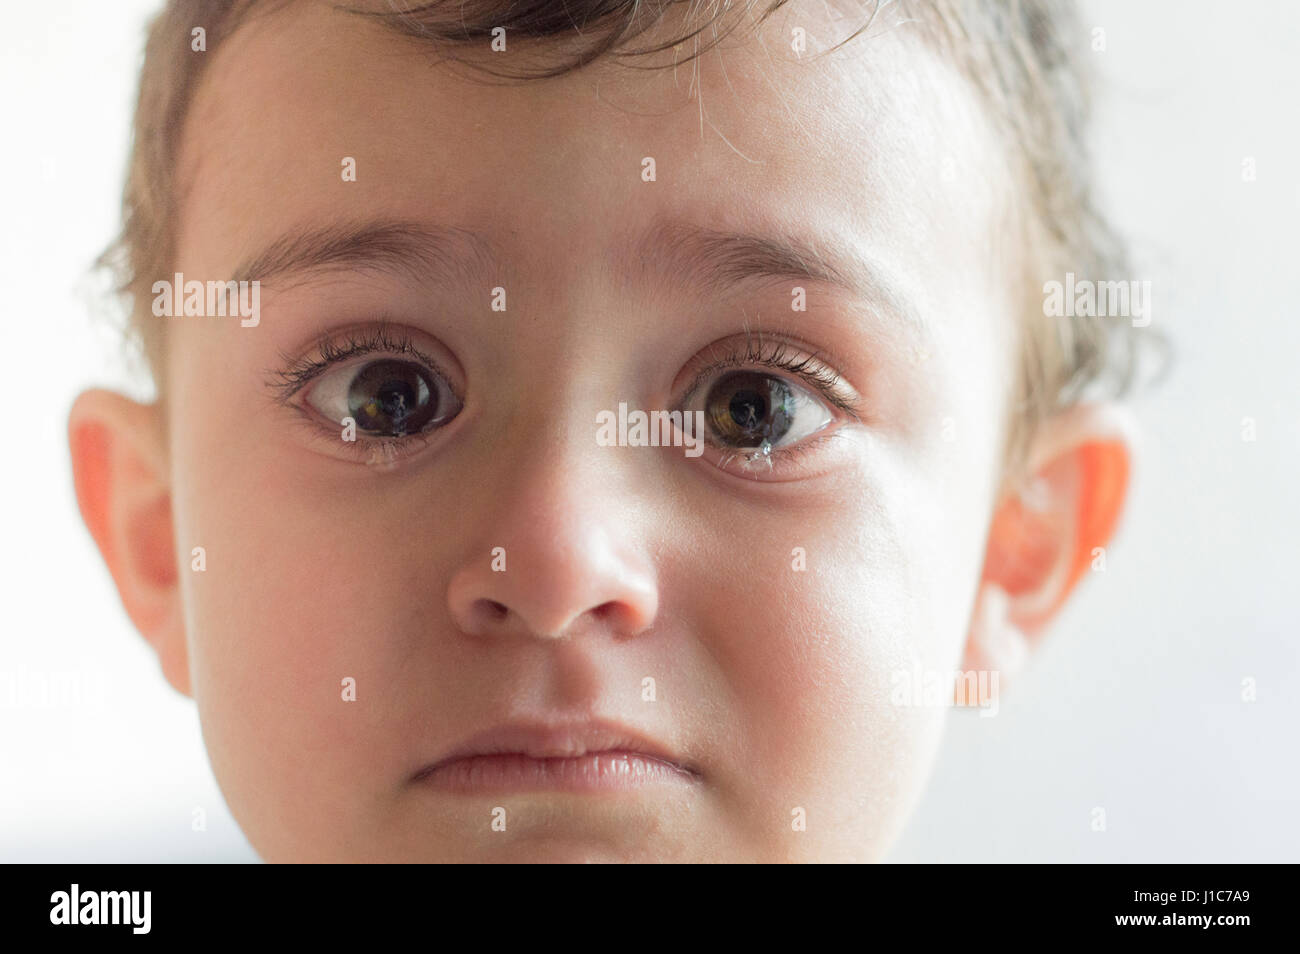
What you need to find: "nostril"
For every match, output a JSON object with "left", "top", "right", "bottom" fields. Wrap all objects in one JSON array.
[
  {"left": 452, "top": 596, "right": 515, "bottom": 637},
  {"left": 592, "top": 600, "right": 642, "bottom": 635}
]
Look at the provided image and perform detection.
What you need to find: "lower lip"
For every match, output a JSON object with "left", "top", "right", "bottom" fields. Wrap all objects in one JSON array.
[{"left": 413, "top": 752, "right": 698, "bottom": 793}]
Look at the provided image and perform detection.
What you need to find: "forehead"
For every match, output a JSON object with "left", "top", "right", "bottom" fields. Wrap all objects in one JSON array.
[{"left": 175, "top": 0, "right": 1009, "bottom": 323}]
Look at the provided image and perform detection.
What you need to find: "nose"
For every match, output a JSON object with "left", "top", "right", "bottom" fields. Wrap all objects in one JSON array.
[{"left": 446, "top": 468, "right": 660, "bottom": 641}]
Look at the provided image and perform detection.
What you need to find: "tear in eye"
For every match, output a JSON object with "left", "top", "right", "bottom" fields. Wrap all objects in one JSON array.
[
  {"left": 702, "top": 370, "right": 832, "bottom": 449},
  {"left": 305, "top": 358, "right": 460, "bottom": 437}
]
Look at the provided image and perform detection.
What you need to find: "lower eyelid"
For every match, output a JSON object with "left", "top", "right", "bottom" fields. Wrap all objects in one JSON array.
[
  {"left": 351, "top": 434, "right": 438, "bottom": 470},
  {"left": 703, "top": 428, "right": 850, "bottom": 481},
  {"left": 284, "top": 401, "right": 440, "bottom": 460},
  {"left": 303, "top": 402, "right": 457, "bottom": 440}
]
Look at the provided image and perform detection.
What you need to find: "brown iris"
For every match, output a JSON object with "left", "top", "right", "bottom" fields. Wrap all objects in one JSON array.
[
  {"left": 347, "top": 360, "right": 439, "bottom": 436},
  {"left": 704, "top": 371, "right": 796, "bottom": 448}
]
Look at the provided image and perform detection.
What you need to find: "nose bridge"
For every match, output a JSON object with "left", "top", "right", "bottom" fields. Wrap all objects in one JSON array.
[
  {"left": 487, "top": 289, "right": 651, "bottom": 530},
  {"left": 495, "top": 438, "right": 622, "bottom": 570},
  {"left": 491, "top": 353, "right": 622, "bottom": 531}
]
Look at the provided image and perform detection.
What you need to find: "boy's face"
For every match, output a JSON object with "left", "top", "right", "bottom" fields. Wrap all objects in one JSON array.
[{"left": 164, "top": 2, "right": 1017, "bottom": 861}]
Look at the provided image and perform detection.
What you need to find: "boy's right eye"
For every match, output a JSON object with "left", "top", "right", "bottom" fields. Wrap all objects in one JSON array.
[{"left": 303, "top": 357, "right": 463, "bottom": 438}]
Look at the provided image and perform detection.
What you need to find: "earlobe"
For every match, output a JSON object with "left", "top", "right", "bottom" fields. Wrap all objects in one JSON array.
[
  {"left": 68, "top": 389, "right": 191, "bottom": 697},
  {"left": 959, "top": 403, "right": 1136, "bottom": 694}
]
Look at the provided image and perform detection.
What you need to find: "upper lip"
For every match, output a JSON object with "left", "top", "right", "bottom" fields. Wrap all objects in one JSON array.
[{"left": 412, "top": 719, "right": 700, "bottom": 780}]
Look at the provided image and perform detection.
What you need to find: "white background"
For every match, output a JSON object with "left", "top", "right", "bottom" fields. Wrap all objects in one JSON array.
[{"left": 2, "top": 1, "right": 1296, "bottom": 862}]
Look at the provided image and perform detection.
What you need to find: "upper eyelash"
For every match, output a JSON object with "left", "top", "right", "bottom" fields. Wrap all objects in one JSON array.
[
  {"left": 266, "top": 322, "right": 445, "bottom": 404},
  {"left": 682, "top": 332, "right": 862, "bottom": 419}
]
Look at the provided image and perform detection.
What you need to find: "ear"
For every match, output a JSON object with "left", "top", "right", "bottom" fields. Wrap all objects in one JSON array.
[
  {"left": 68, "top": 389, "right": 191, "bottom": 697},
  {"left": 958, "top": 402, "right": 1136, "bottom": 702}
]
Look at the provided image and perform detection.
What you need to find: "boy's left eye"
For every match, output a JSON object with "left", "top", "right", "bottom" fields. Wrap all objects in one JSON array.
[
  {"left": 303, "top": 357, "right": 462, "bottom": 437},
  {"left": 692, "top": 370, "right": 834, "bottom": 451}
]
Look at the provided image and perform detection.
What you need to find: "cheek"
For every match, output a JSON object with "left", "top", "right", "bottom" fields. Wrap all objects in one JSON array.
[
  {"left": 677, "top": 466, "right": 966, "bottom": 857},
  {"left": 169, "top": 401, "right": 447, "bottom": 853}
]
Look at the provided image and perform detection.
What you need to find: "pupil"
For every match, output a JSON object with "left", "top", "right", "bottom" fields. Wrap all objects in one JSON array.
[
  {"left": 377, "top": 381, "right": 412, "bottom": 417},
  {"left": 729, "top": 389, "right": 767, "bottom": 430},
  {"left": 348, "top": 360, "right": 436, "bottom": 435}
]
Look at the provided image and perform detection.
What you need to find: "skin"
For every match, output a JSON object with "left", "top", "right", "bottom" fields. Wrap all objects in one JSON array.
[{"left": 68, "top": 1, "right": 1132, "bottom": 862}]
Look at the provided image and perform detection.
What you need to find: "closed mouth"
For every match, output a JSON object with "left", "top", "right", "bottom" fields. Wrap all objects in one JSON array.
[{"left": 411, "top": 720, "right": 701, "bottom": 793}]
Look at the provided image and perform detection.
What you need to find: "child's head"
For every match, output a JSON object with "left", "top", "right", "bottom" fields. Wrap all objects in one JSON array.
[{"left": 71, "top": 0, "right": 1145, "bottom": 861}]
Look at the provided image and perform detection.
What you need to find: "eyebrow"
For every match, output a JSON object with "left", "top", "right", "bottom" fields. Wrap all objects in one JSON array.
[
  {"left": 229, "top": 221, "right": 498, "bottom": 291},
  {"left": 230, "top": 217, "right": 925, "bottom": 338},
  {"left": 626, "top": 218, "right": 927, "bottom": 338}
]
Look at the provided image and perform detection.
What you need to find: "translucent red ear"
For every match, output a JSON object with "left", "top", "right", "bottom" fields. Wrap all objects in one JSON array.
[
  {"left": 981, "top": 436, "right": 1130, "bottom": 632},
  {"left": 982, "top": 486, "right": 1064, "bottom": 599}
]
